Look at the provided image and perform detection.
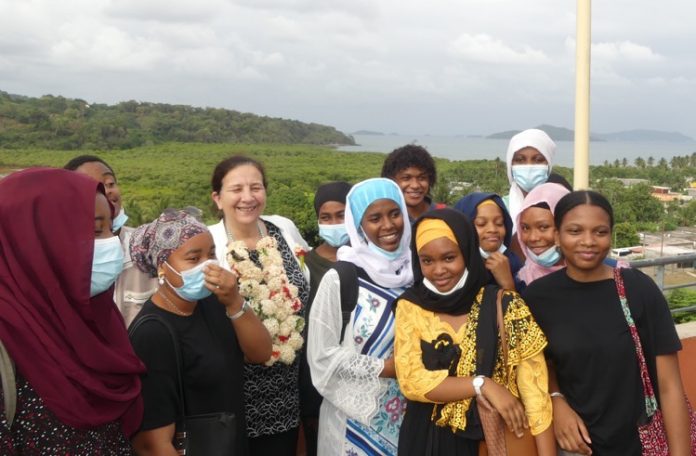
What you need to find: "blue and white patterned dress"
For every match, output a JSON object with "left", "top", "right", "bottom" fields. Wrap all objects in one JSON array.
[{"left": 308, "top": 270, "right": 406, "bottom": 456}]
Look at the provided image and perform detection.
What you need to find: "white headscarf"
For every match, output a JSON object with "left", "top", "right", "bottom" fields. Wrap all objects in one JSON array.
[
  {"left": 505, "top": 128, "right": 556, "bottom": 232},
  {"left": 337, "top": 178, "right": 413, "bottom": 289}
]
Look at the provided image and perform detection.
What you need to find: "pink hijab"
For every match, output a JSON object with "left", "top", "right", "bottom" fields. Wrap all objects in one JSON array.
[{"left": 516, "top": 183, "right": 570, "bottom": 285}]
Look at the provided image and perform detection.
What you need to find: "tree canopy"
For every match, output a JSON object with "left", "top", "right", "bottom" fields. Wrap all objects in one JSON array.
[{"left": 0, "top": 91, "right": 355, "bottom": 150}]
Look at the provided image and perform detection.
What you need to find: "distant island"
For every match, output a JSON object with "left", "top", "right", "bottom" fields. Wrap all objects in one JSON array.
[
  {"left": 0, "top": 90, "right": 356, "bottom": 150},
  {"left": 595, "top": 129, "right": 694, "bottom": 143},
  {"left": 352, "top": 130, "right": 385, "bottom": 136},
  {"left": 486, "top": 124, "right": 694, "bottom": 143}
]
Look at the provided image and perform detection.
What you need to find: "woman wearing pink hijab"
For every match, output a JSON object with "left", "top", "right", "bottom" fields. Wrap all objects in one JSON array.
[{"left": 515, "top": 182, "right": 570, "bottom": 290}]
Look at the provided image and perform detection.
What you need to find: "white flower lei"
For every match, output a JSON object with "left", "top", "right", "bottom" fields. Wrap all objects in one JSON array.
[{"left": 227, "top": 236, "right": 305, "bottom": 366}]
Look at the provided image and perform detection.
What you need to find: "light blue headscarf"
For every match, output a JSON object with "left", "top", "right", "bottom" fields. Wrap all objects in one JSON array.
[
  {"left": 338, "top": 178, "right": 413, "bottom": 288},
  {"left": 348, "top": 178, "right": 404, "bottom": 230}
]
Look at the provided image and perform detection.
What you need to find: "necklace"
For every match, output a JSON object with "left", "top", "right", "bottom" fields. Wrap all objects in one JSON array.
[
  {"left": 157, "top": 290, "right": 192, "bottom": 316},
  {"left": 225, "top": 220, "right": 264, "bottom": 243},
  {"left": 226, "top": 236, "right": 305, "bottom": 366}
]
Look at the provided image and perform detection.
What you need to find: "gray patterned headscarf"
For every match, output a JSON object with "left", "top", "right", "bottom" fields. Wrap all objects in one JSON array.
[{"left": 130, "top": 209, "right": 209, "bottom": 277}]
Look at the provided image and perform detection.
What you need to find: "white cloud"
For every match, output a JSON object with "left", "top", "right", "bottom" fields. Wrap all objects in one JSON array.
[
  {"left": 592, "top": 40, "right": 663, "bottom": 62},
  {"left": 104, "top": 0, "right": 225, "bottom": 23},
  {"left": 50, "top": 23, "right": 167, "bottom": 71},
  {"left": 448, "top": 34, "right": 549, "bottom": 64},
  {"left": 0, "top": 0, "right": 695, "bottom": 138}
]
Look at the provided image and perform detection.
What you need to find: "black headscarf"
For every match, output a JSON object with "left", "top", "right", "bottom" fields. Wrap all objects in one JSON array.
[
  {"left": 400, "top": 208, "right": 489, "bottom": 316},
  {"left": 313, "top": 181, "right": 352, "bottom": 215},
  {"left": 398, "top": 208, "right": 500, "bottom": 440}
]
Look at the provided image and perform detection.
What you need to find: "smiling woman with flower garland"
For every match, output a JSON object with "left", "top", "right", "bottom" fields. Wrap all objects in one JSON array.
[
  {"left": 208, "top": 155, "right": 310, "bottom": 456},
  {"left": 308, "top": 178, "right": 413, "bottom": 456}
]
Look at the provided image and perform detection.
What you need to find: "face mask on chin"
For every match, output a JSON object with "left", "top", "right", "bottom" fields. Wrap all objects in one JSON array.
[
  {"left": 90, "top": 237, "right": 124, "bottom": 297},
  {"left": 527, "top": 245, "right": 562, "bottom": 268},
  {"left": 112, "top": 207, "right": 129, "bottom": 232},
  {"left": 511, "top": 164, "right": 550, "bottom": 193},
  {"left": 479, "top": 244, "right": 507, "bottom": 259},
  {"left": 165, "top": 259, "right": 218, "bottom": 302},
  {"left": 423, "top": 268, "right": 469, "bottom": 296},
  {"left": 367, "top": 241, "right": 403, "bottom": 260}
]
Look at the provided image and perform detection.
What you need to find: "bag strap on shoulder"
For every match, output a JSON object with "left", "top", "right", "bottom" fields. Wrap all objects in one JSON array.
[
  {"left": 332, "top": 261, "right": 359, "bottom": 342},
  {"left": 129, "top": 314, "right": 187, "bottom": 418},
  {"left": 613, "top": 267, "right": 659, "bottom": 418},
  {"left": 495, "top": 289, "right": 509, "bottom": 367},
  {"left": 0, "top": 339, "right": 16, "bottom": 427}
]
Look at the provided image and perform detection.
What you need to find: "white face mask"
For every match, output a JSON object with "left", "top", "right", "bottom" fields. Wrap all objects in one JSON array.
[
  {"left": 423, "top": 268, "right": 469, "bottom": 296},
  {"left": 479, "top": 244, "right": 507, "bottom": 259}
]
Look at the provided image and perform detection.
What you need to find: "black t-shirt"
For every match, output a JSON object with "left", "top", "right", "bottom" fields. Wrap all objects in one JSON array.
[
  {"left": 130, "top": 297, "right": 248, "bottom": 454},
  {"left": 522, "top": 268, "right": 681, "bottom": 456}
]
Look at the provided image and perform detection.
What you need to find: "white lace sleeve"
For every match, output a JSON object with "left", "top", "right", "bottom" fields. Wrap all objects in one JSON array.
[{"left": 307, "top": 269, "right": 387, "bottom": 424}]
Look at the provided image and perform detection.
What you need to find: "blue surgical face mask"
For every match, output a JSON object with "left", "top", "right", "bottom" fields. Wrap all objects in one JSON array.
[
  {"left": 479, "top": 244, "right": 507, "bottom": 259},
  {"left": 512, "top": 165, "right": 549, "bottom": 193},
  {"left": 90, "top": 236, "right": 124, "bottom": 297},
  {"left": 318, "top": 223, "right": 350, "bottom": 247},
  {"left": 165, "top": 259, "right": 218, "bottom": 302},
  {"left": 527, "top": 245, "right": 562, "bottom": 268},
  {"left": 112, "top": 207, "right": 129, "bottom": 233},
  {"left": 367, "top": 241, "right": 403, "bottom": 260}
]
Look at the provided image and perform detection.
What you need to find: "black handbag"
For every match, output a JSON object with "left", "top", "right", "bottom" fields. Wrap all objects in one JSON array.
[{"left": 130, "top": 314, "right": 237, "bottom": 456}]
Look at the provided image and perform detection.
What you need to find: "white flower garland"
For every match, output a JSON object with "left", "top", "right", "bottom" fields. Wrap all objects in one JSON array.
[{"left": 227, "top": 236, "right": 305, "bottom": 366}]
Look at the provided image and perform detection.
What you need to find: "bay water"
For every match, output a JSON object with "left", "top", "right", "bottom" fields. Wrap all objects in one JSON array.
[{"left": 339, "top": 134, "right": 696, "bottom": 168}]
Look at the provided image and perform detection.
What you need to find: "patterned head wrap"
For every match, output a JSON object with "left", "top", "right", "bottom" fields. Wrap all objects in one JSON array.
[{"left": 130, "top": 209, "right": 209, "bottom": 277}]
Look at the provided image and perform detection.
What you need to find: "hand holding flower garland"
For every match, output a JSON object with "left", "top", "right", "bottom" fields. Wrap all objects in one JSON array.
[{"left": 227, "top": 236, "right": 305, "bottom": 366}]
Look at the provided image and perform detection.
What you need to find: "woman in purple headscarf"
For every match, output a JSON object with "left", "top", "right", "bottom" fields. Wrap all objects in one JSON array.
[{"left": 128, "top": 209, "right": 272, "bottom": 455}]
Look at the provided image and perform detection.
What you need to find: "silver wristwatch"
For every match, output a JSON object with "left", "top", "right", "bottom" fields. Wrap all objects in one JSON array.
[
  {"left": 226, "top": 300, "right": 251, "bottom": 320},
  {"left": 472, "top": 375, "right": 485, "bottom": 396}
]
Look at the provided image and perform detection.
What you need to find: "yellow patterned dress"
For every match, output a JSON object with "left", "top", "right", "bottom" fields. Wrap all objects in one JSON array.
[{"left": 394, "top": 287, "right": 551, "bottom": 455}]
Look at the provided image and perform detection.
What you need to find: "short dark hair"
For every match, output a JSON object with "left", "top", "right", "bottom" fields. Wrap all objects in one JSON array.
[
  {"left": 546, "top": 172, "right": 573, "bottom": 191},
  {"left": 64, "top": 155, "right": 115, "bottom": 175},
  {"left": 211, "top": 155, "right": 267, "bottom": 193},
  {"left": 380, "top": 144, "right": 437, "bottom": 187},
  {"left": 554, "top": 190, "right": 614, "bottom": 229}
]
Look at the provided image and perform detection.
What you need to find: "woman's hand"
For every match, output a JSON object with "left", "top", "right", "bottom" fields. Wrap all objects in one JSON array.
[
  {"left": 552, "top": 395, "right": 592, "bottom": 455},
  {"left": 480, "top": 378, "right": 529, "bottom": 437},
  {"left": 484, "top": 252, "right": 515, "bottom": 290},
  {"left": 204, "top": 263, "right": 272, "bottom": 363},
  {"left": 380, "top": 357, "right": 396, "bottom": 378},
  {"left": 204, "top": 263, "right": 243, "bottom": 312}
]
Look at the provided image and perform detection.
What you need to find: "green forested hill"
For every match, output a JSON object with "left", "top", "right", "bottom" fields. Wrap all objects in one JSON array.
[{"left": 0, "top": 91, "right": 355, "bottom": 150}]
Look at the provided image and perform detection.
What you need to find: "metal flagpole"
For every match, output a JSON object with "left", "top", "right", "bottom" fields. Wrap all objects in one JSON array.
[{"left": 574, "top": 0, "right": 591, "bottom": 190}]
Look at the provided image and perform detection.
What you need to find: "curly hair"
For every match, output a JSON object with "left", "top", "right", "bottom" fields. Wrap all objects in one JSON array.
[{"left": 380, "top": 144, "right": 437, "bottom": 187}]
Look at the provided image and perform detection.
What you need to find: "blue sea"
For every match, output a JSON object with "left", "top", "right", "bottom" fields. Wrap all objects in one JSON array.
[{"left": 338, "top": 134, "right": 696, "bottom": 168}]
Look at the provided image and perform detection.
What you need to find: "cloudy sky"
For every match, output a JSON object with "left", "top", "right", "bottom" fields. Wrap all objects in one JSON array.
[{"left": 1, "top": 0, "right": 695, "bottom": 138}]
